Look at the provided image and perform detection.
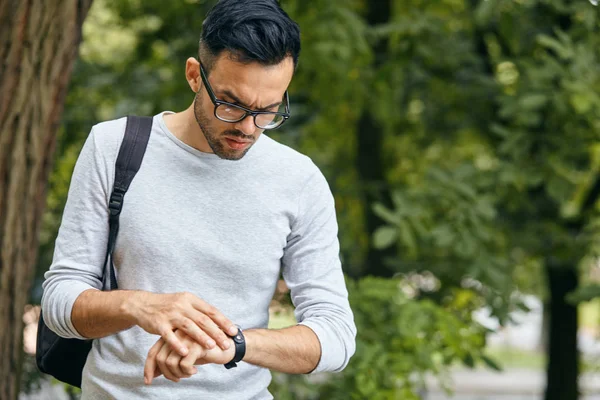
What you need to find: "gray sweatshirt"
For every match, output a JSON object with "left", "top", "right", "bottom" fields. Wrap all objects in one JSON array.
[{"left": 41, "top": 112, "right": 356, "bottom": 399}]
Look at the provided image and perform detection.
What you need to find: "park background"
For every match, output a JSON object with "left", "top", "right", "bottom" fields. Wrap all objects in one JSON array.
[{"left": 1, "top": 0, "right": 600, "bottom": 399}]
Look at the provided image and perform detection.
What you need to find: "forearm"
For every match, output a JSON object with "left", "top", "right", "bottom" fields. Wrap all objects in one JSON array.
[
  {"left": 71, "top": 288, "right": 140, "bottom": 338},
  {"left": 243, "top": 325, "right": 321, "bottom": 374}
]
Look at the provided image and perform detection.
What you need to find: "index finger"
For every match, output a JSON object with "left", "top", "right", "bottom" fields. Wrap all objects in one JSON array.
[
  {"left": 144, "top": 338, "right": 164, "bottom": 385},
  {"left": 191, "top": 299, "right": 238, "bottom": 336},
  {"left": 160, "top": 327, "right": 189, "bottom": 357}
]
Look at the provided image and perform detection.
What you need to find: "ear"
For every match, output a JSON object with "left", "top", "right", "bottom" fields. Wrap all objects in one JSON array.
[{"left": 185, "top": 57, "right": 201, "bottom": 92}]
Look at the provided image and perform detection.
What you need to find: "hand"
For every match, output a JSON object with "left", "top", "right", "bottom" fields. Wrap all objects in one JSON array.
[
  {"left": 124, "top": 291, "right": 238, "bottom": 357},
  {"left": 144, "top": 330, "right": 235, "bottom": 384}
]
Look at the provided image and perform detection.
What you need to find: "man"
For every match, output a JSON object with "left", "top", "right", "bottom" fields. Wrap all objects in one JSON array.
[{"left": 41, "top": 0, "right": 356, "bottom": 398}]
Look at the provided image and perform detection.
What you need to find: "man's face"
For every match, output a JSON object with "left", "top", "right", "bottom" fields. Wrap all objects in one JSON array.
[{"left": 193, "top": 55, "right": 294, "bottom": 160}]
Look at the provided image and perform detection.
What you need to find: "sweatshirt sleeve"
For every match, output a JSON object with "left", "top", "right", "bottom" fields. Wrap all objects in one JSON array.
[
  {"left": 41, "top": 126, "right": 114, "bottom": 339},
  {"left": 281, "top": 168, "right": 357, "bottom": 373}
]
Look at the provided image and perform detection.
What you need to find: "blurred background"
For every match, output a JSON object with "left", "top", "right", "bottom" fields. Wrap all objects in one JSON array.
[{"left": 2, "top": 0, "right": 600, "bottom": 399}]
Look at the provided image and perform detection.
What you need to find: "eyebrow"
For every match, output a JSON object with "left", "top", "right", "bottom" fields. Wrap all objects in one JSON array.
[{"left": 219, "top": 89, "right": 283, "bottom": 111}]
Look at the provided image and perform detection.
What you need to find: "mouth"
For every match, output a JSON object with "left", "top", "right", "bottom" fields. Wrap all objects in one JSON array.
[{"left": 224, "top": 137, "right": 252, "bottom": 151}]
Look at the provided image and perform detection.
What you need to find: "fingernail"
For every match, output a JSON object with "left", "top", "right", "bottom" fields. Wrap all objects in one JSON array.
[
  {"left": 228, "top": 326, "right": 238, "bottom": 335},
  {"left": 144, "top": 377, "right": 149, "bottom": 385},
  {"left": 193, "top": 368, "right": 198, "bottom": 374},
  {"left": 222, "top": 340, "right": 231, "bottom": 350},
  {"left": 206, "top": 339, "right": 216, "bottom": 348},
  {"left": 180, "top": 347, "right": 188, "bottom": 355}
]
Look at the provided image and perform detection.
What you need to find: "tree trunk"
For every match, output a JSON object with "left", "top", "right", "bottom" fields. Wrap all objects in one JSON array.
[
  {"left": 539, "top": 300, "right": 550, "bottom": 352},
  {"left": 0, "top": 1, "right": 93, "bottom": 398},
  {"left": 356, "top": 0, "right": 395, "bottom": 278},
  {"left": 544, "top": 261, "right": 579, "bottom": 400}
]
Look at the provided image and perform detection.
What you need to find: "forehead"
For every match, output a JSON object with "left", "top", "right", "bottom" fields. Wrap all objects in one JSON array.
[{"left": 208, "top": 54, "right": 294, "bottom": 103}]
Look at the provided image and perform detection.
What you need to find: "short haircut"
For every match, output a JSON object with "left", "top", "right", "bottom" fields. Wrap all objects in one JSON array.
[{"left": 199, "top": 0, "right": 301, "bottom": 74}]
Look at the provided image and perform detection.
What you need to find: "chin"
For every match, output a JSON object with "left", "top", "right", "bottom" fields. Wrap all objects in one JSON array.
[{"left": 214, "top": 146, "right": 252, "bottom": 161}]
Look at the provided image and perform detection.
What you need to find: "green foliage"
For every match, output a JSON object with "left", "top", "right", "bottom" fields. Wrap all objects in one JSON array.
[
  {"left": 269, "top": 277, "right": 493, "bottom": 399},
  {"left": 567, "top": 284, "right": 600, "bottom": 304},
  {"left": 366, "top": 0, "right": 600, "bottom": 314}
]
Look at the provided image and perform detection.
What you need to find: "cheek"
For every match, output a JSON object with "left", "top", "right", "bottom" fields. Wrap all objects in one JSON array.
[
  {"left": 202, "top": 107, "right": 226, "bottom": 130},
  {"left": 195, "top": 92, "right": 217, "bottom": 122},
  {"left": 202, "top": 103, "right": 215, "bottom": 119},
  {"left": 196, "top": 102, "right": 219, "bottom": 129},
  {"left": 212, "top": 120, "right": 232, "bottom": 135}
]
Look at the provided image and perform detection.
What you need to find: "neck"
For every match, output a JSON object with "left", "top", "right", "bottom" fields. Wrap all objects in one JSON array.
[{"left": 163, "top": 105, "right": 213, "bottom": 153}]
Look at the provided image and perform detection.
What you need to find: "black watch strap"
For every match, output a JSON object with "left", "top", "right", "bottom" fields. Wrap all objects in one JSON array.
[{"left": 224, "top": 327, "right": 246, "bottom": 369}]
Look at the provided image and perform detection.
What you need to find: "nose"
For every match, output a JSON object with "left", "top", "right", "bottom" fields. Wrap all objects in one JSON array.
[{"left": 234, "top": 114, "right": 258, "bottom": 136}]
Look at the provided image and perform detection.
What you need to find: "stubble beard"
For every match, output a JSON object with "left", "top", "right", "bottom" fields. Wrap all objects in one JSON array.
[{"left": 193, "top": 92, "right": 253, "bottom": 161}]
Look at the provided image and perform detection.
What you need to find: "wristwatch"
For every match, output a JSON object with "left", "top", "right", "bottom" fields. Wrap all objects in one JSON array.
[{"left": 224, "top": 326, "right": 246, "bottom": 369}]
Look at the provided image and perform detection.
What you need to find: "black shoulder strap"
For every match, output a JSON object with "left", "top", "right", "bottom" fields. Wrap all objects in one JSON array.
[{"left": 103, "top": 116, "right": 153, "bottom": 291}]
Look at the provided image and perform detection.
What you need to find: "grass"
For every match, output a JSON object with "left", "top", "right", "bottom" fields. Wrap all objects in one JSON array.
[
  {"left": 484, "top": 347, "right": 545, "bottom": 370},
  {"left": 580, "top": 299, "right": 600, "bottom": 330},
  {"left": 268, "top": 310, "right": 297, "bottom": 330}
]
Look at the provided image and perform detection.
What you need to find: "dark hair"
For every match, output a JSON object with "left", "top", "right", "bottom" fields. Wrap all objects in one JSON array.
[{"left": 199, "top": 0, "right": 301, "bottom": 74}]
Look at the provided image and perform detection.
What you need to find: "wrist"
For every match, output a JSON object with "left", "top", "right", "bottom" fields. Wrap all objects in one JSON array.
[
  {"left": 119, "top": 290, "right": 144, "bottom": 325},
  {"left": 241, "top": 329, "right": 253, "bottom": 362},
  {"left": 224, "top": 326, "right": 246, "bottom": 369},
  {"left": 238, "top": 329, "right": 261, "bottom": 365}
]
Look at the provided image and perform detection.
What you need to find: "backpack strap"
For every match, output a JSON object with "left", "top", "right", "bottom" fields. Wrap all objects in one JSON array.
[{"left": 103, "top": 116, "right": 153, "bottom": 291}]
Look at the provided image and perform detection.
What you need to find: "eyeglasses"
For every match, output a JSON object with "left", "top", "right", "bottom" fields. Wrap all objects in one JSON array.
[{"left": 199, "top": 62, "right": 290, "bottom": 130}]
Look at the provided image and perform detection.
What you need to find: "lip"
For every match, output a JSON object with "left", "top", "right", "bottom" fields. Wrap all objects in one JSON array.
[
  {"left": 224, "top": 137, "right": 252, "bottom": 150},
  {"left": 225, "top": 136, "right": 252, "bottom": 144}
]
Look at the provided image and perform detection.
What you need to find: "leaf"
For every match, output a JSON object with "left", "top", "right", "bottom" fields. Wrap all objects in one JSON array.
[
  {"left": 481, "top": 354, "right": 503, "bottom": 372},
  {"left": 537, "top": 34, "right": 574, "bottom": 60},
  {"left": 570, "top": 93, "right": 594, "bottom": 114},
  {"left": 373, "top": 203, "right": 400, "bottom": 224},
  {"left": 451, "top": 180, "right": 477, "bottom": 200},
  {"left": 566, "top": 284, "right": 600, "bottom": 304},
  {"left": 463, "top": 353, "right": 476, "bottom": 369},
  {"left": 519, "top": 93, "right": 548, "bottom": 110},
  {"left": 474, "top": 0, "right": 497, "bottom": 26},
  {"left": 515, "top": 301, "right": 531, "bottom": 313},
  {"left": 373, "top": 226, "right": 398, "bottom": 249},
  {"left": 490, "top": 123, "right": 512, "bottom": 138},
  {"left": 398, "top": 221, "right": 418, "bottom": 256}
]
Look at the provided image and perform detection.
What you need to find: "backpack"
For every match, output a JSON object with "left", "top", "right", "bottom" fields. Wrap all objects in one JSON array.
[{"left": 36, "top": 115, "right": 153, "bottom": 388}]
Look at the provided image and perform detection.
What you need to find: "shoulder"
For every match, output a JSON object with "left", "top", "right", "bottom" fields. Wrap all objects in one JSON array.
[
  {"left": 88, "top": 116, "right": 129, "bottom": 162},
  {"left": 258, "top": 135, "right": 321, "bottom": 183},
  {"left": 257, "top": 136, "right": 334, "bottom": 212}
]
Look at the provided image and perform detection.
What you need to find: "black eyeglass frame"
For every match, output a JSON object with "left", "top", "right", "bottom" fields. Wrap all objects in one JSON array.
[{"left": 199, "top": 62, "right": 291, "bottom": 130}]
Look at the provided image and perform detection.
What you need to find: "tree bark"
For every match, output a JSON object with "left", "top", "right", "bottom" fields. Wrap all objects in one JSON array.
[
  {"left": 0, "top": 1, "right": 93, "bottom": 398},
  {"left": 356, "top": 0, "right": 395, "bottom": 278},
  {"left": 544, "top": 261, "right": 579, "bottom": 400}
]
